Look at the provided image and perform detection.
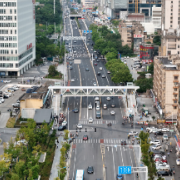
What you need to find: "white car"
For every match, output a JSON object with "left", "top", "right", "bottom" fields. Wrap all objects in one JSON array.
[
  {"left": 128, "top": 131, "right": 138, "bottom": 136},
  {"left": 146, "top": 127, "right": 156, "bottom": 132},
  {"left": 110, "top": 111, "right": 115, "bottom": 115},
  {"left": 93, "top": 82, "right": 97, "bottom": 86},
  {"left": 12, "top": 87, "right": 18, "bottom": 91},
  {"left": 176, "top": 158, "right": 180, "bottom": 165},
  {"left": 4, "top": 80, "right": 11, "bottom": 83},
  {"left": 161, "top": 128, "right": 169, "bottom": 132},
  {"left": 150, "top": 140, "right": 161, "bottom": 145},
  {"left": 151, "top": 144, "right": 162, "bottom": 150},
  {"left": 94, "top": 97, "right": 99, "bottom": 101},
  {"left": 88, "top": 104, "right": 92, "bottom": 110},
  {"left": 103, "top": 104, "right": 107, "bottom": 109},
  {"left": 106, "top": 97, "right": 111, "bottom": 101},
  {"left": 76, "top": 124, "right": 82, "bottom": 129},
  {"left": 89, "top": 117, "right": 93, "bottom": 123},
  {"left": 5, "top": 92, "right": 11, "bottom": 96},
  {"left": 62, "top": 121, "right": 67, "bottom": 126},
  {"left": 0, "top": 97, "right": 4, "bottom": 103}
]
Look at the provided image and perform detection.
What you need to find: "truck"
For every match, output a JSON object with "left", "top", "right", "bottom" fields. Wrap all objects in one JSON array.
[{"left": 75, "top": 169, "right": 84, "bottom": 180}]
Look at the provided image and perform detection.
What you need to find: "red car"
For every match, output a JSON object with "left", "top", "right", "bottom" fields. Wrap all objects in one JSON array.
[
  {"left": 154, "top": 158, "right": 167, "bottom": 163},
  {"left": 83, "top": 135, "right": 88, "bottom": 141},
  {"left": 94, "top": 63, "right": 97, "bottom": 66}
]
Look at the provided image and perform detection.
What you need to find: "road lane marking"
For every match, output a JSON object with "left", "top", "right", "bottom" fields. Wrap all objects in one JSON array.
[{"left": 112, "top": 147, "right": 116, "bottom": 180}]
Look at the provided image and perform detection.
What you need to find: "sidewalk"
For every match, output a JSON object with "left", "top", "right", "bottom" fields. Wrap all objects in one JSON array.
[
  {"left": 57, "top": 62, "right": 68, "bottom": 86},
  {"left": 51, "top": 94, "right": 61, "bottom": 117},
  {"left": 49, "top": 135, "right": 64, "bottom": 180}
]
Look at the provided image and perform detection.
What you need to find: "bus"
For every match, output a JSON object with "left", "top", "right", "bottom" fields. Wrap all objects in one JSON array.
[{"left": 75, "top": 169, "right": 84, "bottom": 180}]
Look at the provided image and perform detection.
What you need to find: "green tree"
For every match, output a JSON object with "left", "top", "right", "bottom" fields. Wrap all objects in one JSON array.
[
  {"left": 135, "top": 78, "right": 153, "bottom": 93},
  {"left": 48, "top": 65, "right": 58, "bottom": 77},
  {"left": 11, "top": 173, "right": 19, "bottom": 180},
  {"left": 153, "top": 35, "right": 161, "bottom": 46},
  {"left": 111, "top": 20, "right": 119, "bottom": 27},
  {"left": 106, "top": 52, "right": 117, "bottom": 61},
  {"left": 148, "top": 63, "right": 154, "bottom": 74},
  {"left": 14, "top": 160, "right": 25, "bottom": 178}
]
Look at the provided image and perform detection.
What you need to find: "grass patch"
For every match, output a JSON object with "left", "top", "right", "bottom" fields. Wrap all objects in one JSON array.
[
  {"left": 113, "top": 28, "right": 119, "bottom": 34},
  {"left": 6, "top": 117, "right": 16, "bottom": 128},
  {"left": 45, "top": 74, "right": 62, "bottom": 79}
]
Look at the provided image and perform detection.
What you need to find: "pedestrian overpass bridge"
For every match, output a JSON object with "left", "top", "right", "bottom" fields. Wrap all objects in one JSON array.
[{"left": 48, "top": 86, "right": 139, "bottom": 97}]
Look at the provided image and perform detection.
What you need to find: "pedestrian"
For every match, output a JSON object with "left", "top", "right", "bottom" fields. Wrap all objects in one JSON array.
[
  {"left": 167, "top": 152, "right": 170, "bottom": 156},
  {"left": 57, "top": 145, "right": 58, "bottom": 149}
]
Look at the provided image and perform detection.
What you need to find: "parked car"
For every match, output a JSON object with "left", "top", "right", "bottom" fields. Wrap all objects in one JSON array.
[
  {"left": 89, "top": 117, "right": 93, "bottom": 123},
  {"left": 176, "top": 158, "right": 180, "bottom": 165},
  {"left": 103, "top": 104, "right": 107, "bottom": 109},
  {"left": 21, "top": 87, "right": 26, "bottom": 91},
  {"left": 150, "top": 140, "right": 161, "bottom": 145},
  {"left": 157, "top": 170, "right": 172, "bottom": 176},
  {"left": 163, "top": 134, "right": 168, "bottom": 141},
  {"left": 154, "top": 131, "right": 163, "bottom": 135},
  {"left": 73, "top": 108, "right": 79, "bottom": 113},
  {"left": 58, "top": 126, "right": 66, "bottom": 131},
  {"left": 128, "top": 131, "right": 138, "bottom": 136},
  {"left": 151, "top": 144, "right": 162, "bottom": 150},
  {"left": 0, "top": 97, "right": 5, "bottom": 103}
]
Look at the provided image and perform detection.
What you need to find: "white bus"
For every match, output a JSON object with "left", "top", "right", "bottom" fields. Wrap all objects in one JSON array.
[{"left": 75, "top": 169, "right": 84, "bottom": 180}]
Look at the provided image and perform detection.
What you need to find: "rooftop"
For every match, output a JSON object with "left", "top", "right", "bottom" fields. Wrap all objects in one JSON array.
[{"left": 34, "top": 109, "right": 53, "bottom": 124}]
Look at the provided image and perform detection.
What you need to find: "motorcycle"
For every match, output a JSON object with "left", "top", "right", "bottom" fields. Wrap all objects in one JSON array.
[
  {"left": 107, "top": 123, "right": 112, "bottom": 127},
  {"left": 122, "top": 122, "right": 124, "bottom": 125}
]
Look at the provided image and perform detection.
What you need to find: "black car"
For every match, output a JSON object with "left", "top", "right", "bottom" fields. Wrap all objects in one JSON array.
[
  {"left": 58, "top": 125, "right": 66, "bottom": 131},
  {"left": 97, "top": 72, "right": 101, "bottom": 76},
  {"left": 70, "top": 66, "right": 73, "bottom": 70},
  {"left": 85, "top": 68, "right": 89, "bottom": 71},
  {"left": 73, "top": 108, "right": 79, "bottom": 113},
  {"left": 155, "top": 131, "right": 163, "bottom": 135},
  {"left": 157, "top": 170, "right": 172, "bottom": 176},
  {"left": 87, "top": 166, "right": 94, "bottom": 174},
  {"left": 3, "top": 94, "right": 9, "bottom": 99}
]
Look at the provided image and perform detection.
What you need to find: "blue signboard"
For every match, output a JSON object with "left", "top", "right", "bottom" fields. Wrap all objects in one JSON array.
[
  {"left": 83, "top": 30, "right": 86, "bottom": 33},
  {"left": 87, "top": 30, "right": 89, "bottom": 33},
  {"left": 118, "top": 166, "right": 132, "bottom": 175},
  {"left": 108, "top": 17, "right": 111, "bottom": 20},
  {"left": 83, "top": 9, "right": 86, "bottom": 12},
  {"left": 141, "top": 128, "right": 143, "bottom": 131},
  {"left": 90, "top": 30, "right": 92, "bottom": 33}
]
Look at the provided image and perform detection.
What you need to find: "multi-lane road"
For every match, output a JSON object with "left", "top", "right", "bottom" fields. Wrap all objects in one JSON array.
[{"left": 62, "top": 2, "right": 141, "bottom": 180}]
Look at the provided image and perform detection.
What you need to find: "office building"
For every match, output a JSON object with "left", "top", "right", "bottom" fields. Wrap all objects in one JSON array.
[
  {"left": 161, "top": 0, "right": 180, "bottom": 57},
  {"left": 0, "top": 0, "right": 36, "bottom": 77},
  {"left": 153, "top": 56, "right": 180, "bottom": 123}
]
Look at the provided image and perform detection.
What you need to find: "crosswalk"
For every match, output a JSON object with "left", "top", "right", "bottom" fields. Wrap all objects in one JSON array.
[
  {"left": 73, "top": 138, "right": 130, "bottom": 144},
  {"left": 79, "top": 120, "right": 117, "bottom": 125}
]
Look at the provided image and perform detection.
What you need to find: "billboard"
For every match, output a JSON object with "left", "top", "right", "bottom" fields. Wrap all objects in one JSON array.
[{"left": 140, "top": 45, "right": 158, "bottom": 63}]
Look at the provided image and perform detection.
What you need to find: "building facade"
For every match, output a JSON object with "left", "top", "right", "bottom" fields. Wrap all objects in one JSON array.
[
  {"left": 153, "top": 56, "right": 180, "bottom": 122},
  {"left": 161, "top": 0, "right": 180, "bottom": 57},
  {"left": 0, "top": 0, "right": 36, "bottom": 77}
]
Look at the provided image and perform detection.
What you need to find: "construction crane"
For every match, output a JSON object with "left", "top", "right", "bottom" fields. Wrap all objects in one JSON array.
[{"left": 135, "top": 0, "right": 138, "bottom": 13}]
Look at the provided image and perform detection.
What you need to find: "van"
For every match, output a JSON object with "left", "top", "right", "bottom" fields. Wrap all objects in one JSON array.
[{"left": 96, "top": 102, "right": 100, "bottom": 110}]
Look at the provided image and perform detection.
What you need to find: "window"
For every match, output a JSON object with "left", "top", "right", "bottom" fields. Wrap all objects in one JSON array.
[
  {"left": 14, "top": 16, "right": 16, "bottom": 20},
  {"left": 171, "top": 1, "right": 173, "bottom": 3},
  {"left": 174, "top": 100, "right": 177, "bottom": 103},
  {"left": 174, "top": 94, "right": 177, "bottom": 98},
  {"left": 178, "top": 51, "right": 180, "bottom": 54},
  {"left": 171, "top": 25, "right": 172, "bottom": 27},
  {"left": 171, "top": 13, "right": 173, "bottom": 15},
  {"left": 11, "top": 50, "right": 13, "bottom": 54},
  {"left": 10, "top": 30, "right": 12, "bottom": 34},
  {"left": 15, "top": 30, "right": 16, "bottom": 34},
  {"left": 14, "top": 9, "right": 16, "bottom": 14},
  {"left": 174, "top": 106, "right": 177, "bottom": 109},
  {"left": 174, "top": 88, "right": 178, "bottom": 91},
  {"left": 174, "top": 76, "right": 178, "bottom": 80},
  {"left": 10, "top": 9, "right": 12, "bottom": 14},
  {"left": 171, "top": 21, "right": 173, "bottom": 23},
  {"left": 171, "top": 17, "right": 173, "bottom": 19},
  {"left": 15, "top": 50, "right": 17, "bottom": 54}
]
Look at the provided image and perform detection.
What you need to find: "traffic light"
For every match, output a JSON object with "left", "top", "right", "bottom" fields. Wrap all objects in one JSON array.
[
  {"left": 94, "top": 128, "right": 96, "bottom": 132},
  {"left": 85, "top": 128, "right": 87, "bottom": 132}
]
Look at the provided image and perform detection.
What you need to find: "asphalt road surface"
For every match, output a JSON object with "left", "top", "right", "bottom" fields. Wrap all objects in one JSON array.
[{"left": 62, "top": 2, "right": 142, "bottom": 180}]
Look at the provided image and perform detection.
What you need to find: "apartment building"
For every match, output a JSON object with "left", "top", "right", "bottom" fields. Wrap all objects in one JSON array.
[
  {"left": 153, "top": 56, "right": 180, "bottom": 123},
  {"left": 161, "top": 0, "right": 180, "bottom": 57},
  {"left": 81, "top": 0, "right": 98, "bottom": 9},
  {"left": 0, "top": 0, "right": 36, "bottom": 77},
  {"left": 119, "top": 21, "right": 145, "bottom": 48}
]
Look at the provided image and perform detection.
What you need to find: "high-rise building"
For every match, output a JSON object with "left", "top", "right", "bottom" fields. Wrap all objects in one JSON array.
[
  {"left": 161, "top": 0, "right": 180, "bottom": 57},
  {"left": 0, "top": 0, "right": 36, "bottom": 77}
]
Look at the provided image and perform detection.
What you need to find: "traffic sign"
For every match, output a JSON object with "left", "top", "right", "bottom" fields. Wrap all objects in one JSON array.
[
  {"left": 141, "top": 128, "right": 143, "bottom": 131},
  {"left": 90, "top": 30, "right": 92, "bottom": 33},
  {"left": 83, "top": 9, "right": 86, "bottom": 12},
  {"left": 83, "top": 30, "right": 86, "bottom": 33},
  {"left": 118, "top": 166, "right": 131, "bottom": 175},
  {"left": 87, "top": 30, "right": 89, "bottom": 33}
]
